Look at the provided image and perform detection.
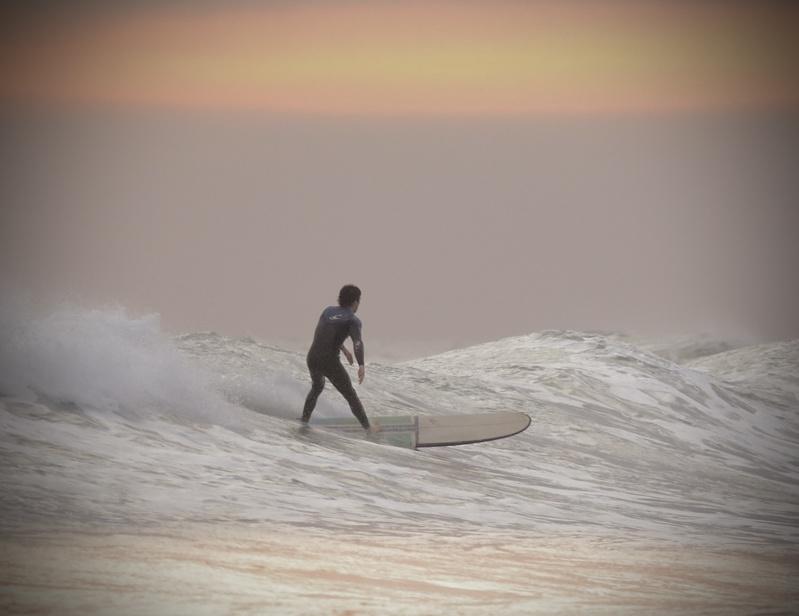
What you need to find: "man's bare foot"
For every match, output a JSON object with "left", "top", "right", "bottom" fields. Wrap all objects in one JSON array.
[{"left": 367, "top": 421, "right": 382, "bottom": 434}]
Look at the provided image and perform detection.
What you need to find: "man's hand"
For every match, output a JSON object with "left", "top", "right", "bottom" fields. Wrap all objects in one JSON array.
[
  {"left": 358, "top": 365, "right": 365, "bottom": 384},
  {"left": 341, "top": 346, "right": 354, "bottom": 365}
]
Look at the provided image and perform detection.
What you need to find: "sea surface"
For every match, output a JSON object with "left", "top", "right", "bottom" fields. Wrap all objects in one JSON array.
[{"left": 1, "top": 303, "right": 797, "bottom": 614}]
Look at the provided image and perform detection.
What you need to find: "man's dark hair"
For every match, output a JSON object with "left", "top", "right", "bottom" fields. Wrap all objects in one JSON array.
[{"left": 338, "top": 284, "right": 361, "bottom": 307}]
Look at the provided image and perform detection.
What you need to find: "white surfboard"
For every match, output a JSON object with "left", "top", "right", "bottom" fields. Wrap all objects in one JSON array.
[{"left": 312, "top": 412, "right": 531, "bottom": 449}]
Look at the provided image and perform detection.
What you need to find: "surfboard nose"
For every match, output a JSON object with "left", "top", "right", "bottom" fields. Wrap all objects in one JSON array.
[{"left": 416, "top": 412, "right": 531, "bottom": 448}]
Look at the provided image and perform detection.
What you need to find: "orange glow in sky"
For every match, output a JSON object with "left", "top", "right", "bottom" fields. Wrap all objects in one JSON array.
[{"left": 3, "top": 1, "right": 798, "bottom": 115}]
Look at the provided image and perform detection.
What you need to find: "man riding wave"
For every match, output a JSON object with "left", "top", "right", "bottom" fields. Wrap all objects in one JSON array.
[{"left": 301, "top": 284, "right": 376, "bottom": 432}]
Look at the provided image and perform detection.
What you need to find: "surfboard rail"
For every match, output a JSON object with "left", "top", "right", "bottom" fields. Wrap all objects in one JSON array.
[{"left": 313, "top": 412, "right": 530, "bottom": 449}]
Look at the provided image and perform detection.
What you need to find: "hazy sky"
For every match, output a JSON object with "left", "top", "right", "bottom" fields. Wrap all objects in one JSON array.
[{"left": 2, "top": 1, "right": 798, "bottom": 358}]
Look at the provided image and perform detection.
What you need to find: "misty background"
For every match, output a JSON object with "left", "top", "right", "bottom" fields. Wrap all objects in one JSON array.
[{"left": 2, "top": 107, "right": 797, "bottom": 359}]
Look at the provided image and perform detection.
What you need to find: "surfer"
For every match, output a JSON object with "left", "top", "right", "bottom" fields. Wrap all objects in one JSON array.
[{"left": 302, "top": 284, "right": 376, "bottom": 432}]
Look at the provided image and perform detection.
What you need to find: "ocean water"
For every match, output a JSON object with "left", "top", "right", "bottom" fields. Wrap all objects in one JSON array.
[{"left": 1, "top": 303, "right": 797, "bottom": 614}]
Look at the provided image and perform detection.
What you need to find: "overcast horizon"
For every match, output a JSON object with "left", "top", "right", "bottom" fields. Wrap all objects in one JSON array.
[{"left": 2, "top": 1, "right": 798, "bottom": 359}]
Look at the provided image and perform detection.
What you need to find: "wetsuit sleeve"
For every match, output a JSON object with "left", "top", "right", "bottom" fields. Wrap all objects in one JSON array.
[{"left": 349, "top": 317, "right": 365, "bottom": 366}]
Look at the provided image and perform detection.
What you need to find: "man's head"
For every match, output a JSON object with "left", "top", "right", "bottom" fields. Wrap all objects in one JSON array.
[{"left": 338, "top": 284, "right": 362, "bottom": 311}]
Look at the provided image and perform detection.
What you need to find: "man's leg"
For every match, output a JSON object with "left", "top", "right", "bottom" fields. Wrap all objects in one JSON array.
[
  {"left": 302, "top": 367, "right": 325, "bottom": 423},
  {"left": 324, "top": 361, "right": 370, "bottom": 430}
]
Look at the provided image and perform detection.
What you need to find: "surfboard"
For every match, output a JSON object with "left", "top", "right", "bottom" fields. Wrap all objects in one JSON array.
[{"left": 312, "top": 412, "right": 531, "bottom": 449}]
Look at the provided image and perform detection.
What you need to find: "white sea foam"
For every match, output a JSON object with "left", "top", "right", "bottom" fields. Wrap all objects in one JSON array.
[
  {"left": 1, "top": 302, "right": 797, "bottom": 546},
  {"left": 2, "top": 301, "right": 798, "bottom": 612}
]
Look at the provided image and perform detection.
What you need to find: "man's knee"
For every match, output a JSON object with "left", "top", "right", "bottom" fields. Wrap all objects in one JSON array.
[
  {"left": 342, "top": 384, "right": 360, "bottom": 403},
  {"left": 309, "top": 371, "right": 325, "bottom": 392},
  {"left": 333, "top": 378, "right": 359, "bottom": 403}
]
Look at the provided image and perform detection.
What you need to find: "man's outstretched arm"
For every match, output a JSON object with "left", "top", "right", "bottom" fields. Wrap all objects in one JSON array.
[
  {"left": 353, "top": 342, "right": 365, "bottom": 383},
  {"left": 349, "top": 319, "right": 365, "bottom": 383}
]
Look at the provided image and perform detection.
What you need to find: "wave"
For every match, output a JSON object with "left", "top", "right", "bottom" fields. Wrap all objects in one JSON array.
[{"left": 1, "top": 302, "right": 797, "bottom": 546}]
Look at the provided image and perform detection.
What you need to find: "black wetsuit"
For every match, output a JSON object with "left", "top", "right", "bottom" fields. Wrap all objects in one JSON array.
[{"left": 302, "top": 305, "right": 369, "bottom": 428}]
